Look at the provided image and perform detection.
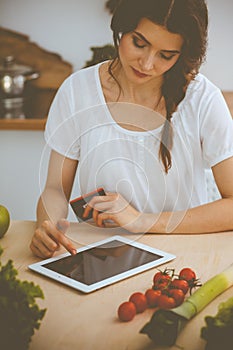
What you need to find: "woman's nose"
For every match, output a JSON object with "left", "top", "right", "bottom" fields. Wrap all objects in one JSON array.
[{"left": 139, "top": 52, "right": 155, "bottom": 71}]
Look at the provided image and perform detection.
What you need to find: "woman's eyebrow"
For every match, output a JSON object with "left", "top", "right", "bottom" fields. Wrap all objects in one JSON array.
[
  {"left": 133, "top": 31, "right": 151, "bottom": 45},
  {"left": 161, "top": 49, "right": 181, "bottom": 54},
  {"left": 133, "top": 31, "right": 181, "bottom": 54}
]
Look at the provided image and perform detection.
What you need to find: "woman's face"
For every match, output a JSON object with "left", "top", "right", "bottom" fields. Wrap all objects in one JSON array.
[{"left": 118, "top": 18, "right": 183, "bottom": 84}]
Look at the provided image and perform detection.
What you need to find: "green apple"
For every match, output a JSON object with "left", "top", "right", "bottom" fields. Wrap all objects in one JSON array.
[{"left": 0, "top": 205, "right": 10, "bottom": 238}]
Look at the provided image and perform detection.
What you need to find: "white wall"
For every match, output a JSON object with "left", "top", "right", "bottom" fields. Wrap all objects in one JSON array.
[
  {"left": 0, "top": 0, "right": 233, "bottom": 89},
  {"left": 0, "top": 0, "right": 232, "bottom": 220},
  {"left": 201, "top": 0, "right": 233, "bottom": 90},
  {"left": 0, "top": 130, "right": 78, "bottom": 221},
  {"left": 0, "top": 131, "right": 47, "bottom": 220}
]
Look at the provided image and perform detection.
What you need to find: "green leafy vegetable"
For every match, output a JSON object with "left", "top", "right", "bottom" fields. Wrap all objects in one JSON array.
[
  {"left": 201, "top": 296, "right": 233, "bottom": 350},
  {"left": 0, "top": 246, "right": 46, "bottom": 350},
  {"left": 140, "top": 263, "right": 233, "bottom": 346}
]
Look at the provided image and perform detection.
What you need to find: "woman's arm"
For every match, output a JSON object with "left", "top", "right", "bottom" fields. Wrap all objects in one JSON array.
[
  {"left": 84, "top": 157, "right": 233, "bottom": 234},
  {"left": 147, "top": 156, "right": 233, "bottom": 234},
  {"left": 30, "top": 150, "right": 78, "bottom": 258}
]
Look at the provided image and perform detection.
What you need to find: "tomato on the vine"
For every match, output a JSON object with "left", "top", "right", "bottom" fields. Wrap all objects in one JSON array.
[
  {"left": 169, "top": 278, "right": 189, "bottom": 294},
  {"left": 157, "top": 294, "right": 176, "bottom": 309},
  {"left": 153, "top": 280, "right": 170, "bottom": 291},
  {"left": 153, "top": 271, "right": 171, "bottom": 286},
  {"left": 179, "top": 268, "right": 196, "bottom": 283},
  {"left": 145, "top": 289, "right": 161, "bottom": 308},
  {"left": 117, "top": 266, "right": 200, "bottom": 322},
  {"left": 118, "top": 301, "right": 136, "bottom": 322},
  {"left": 129, "top": 292, "right": 147, "bottom": 313},
  {"left": 168, "top": 288, "right": 185, "bottom": 306}
]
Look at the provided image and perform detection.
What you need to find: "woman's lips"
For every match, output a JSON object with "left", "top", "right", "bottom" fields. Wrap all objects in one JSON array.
[{"left": 131, "top": 67, "right": 150, "bottom": 78}]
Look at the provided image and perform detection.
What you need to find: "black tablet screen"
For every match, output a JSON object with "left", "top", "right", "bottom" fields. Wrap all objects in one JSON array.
[{"left": 43, "top": 240, "right": 162, "bottom": 285}]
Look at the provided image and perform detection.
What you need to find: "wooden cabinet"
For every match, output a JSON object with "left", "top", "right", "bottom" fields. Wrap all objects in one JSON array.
[{"left": 0, "top": 26, "right": 72, "bottom": 130}]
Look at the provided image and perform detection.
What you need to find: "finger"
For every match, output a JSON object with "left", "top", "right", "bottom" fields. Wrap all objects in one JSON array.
[
  {"left": 82, "top": 197, "right": 105, "bottom": 218},
  {"left": 89, "top": 201, "right": 115, "bottom": 224},
  {"left": 55, "top": 219, "right": 69, "bottom": 249},
  {"left": 83, "top": 202, "right": 105, "bottom": 219},
  {"left": 92, "top": 209, "right": 109, "bottom": 227},
  {"left": 30, "top": 229, "right": 59, "bottom": 258},
  {"left": 96, "top": 212, "right": 114, "bottom": 227},
  {"left": 92, "top": 208, "right": 99, "bottom": 223},
  {"left": 52, "top": 229, "right": 76, "bottom": 255},
  {"left": 82, "top": 204, "right": 92, "bottom": 218},
  {"left": 83, "top": 194, "right": 117, "bottom": 218},
  {"left": 88, "top": 194, "right": 117, "bottom": 208},
  {"left": 30, "top": 242, "right": 45, "bottom": 259},
  {"left": 56, "top": 218, "right": 70, "bottom": 232},
  {"left": 43, "top": 220, "right": 76, "bottom": 255},
  {"left": 30, "top": 237, "right": 55, "bottom": 259},
  {"left": 93, "top": 201, "right": 126, "bottom": 215},
  {"left": 105, "top": 191, "right": 117, "bottom": 196}
]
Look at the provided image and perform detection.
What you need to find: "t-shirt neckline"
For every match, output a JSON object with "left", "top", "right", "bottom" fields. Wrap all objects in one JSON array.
[{"left": 94, "top": 62, "right": 164, "bottom": 137}]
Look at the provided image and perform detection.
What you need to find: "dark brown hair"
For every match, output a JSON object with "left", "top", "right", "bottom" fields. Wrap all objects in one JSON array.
[{"left": 109, "top": 0, "right": 208, "bottom": 172}]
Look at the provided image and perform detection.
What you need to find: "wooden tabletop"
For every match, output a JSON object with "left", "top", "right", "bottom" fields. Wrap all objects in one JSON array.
[{"left": 1, "top": 220, "right": 233, "bottom": 350}]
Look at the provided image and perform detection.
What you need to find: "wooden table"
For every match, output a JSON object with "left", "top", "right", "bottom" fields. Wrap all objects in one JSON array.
[{"left": 1, "top": 221, "right": 233, "bottom": 350}]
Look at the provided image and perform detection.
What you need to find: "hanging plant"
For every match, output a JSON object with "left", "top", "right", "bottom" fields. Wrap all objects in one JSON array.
[{"left": 84, "top": 44, "right": 116, "bottom": 67}]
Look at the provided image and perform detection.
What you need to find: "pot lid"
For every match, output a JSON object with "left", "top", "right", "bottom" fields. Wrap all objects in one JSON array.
[{"left": 0, "top": 56, "right": 36, "bottom": 76}]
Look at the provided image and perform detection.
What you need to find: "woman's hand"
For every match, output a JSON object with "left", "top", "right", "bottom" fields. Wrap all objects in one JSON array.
[
  {"left": 30, "top": 219, "right": 76, "bottom": 258},
  {"left": 83, "top": 192, "right": 143, "bottom": 233}
]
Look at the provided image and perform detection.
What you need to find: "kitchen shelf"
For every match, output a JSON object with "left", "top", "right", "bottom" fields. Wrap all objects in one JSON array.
[{"left": 0, "top": 117, "right": 47, "bottom": 130}]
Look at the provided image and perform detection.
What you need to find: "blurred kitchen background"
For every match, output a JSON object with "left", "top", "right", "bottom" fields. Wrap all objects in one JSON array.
[{"left": 0, "top": 0, "right": 232, "bottom": 220}]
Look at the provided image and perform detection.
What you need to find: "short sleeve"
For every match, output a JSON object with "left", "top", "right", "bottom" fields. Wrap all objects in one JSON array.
[
  {"left": 200, "top": 89, "right": 233, "bottom": 168},
  {"left": 44, "top": 76, "right": 81, "bottom": 160}
]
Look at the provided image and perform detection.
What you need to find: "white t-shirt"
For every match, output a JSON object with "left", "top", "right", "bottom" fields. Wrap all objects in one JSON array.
[{"left": 45, "top": 62, "right": 233, "bottom": 213}]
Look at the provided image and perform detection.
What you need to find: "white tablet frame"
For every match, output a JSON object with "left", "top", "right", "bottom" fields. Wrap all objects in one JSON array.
[{"left": 28, "top": 235, "right": 175, "bottom": 293}]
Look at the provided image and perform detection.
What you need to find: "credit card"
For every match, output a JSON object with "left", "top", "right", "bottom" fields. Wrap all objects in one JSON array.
[{"left": 70, "top": 188, "right": 106, "bottom": 221}]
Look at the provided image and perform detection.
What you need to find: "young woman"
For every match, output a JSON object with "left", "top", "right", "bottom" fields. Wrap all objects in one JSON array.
[{"left": 30, "top": 0, "right": 233, "bottom": 258}]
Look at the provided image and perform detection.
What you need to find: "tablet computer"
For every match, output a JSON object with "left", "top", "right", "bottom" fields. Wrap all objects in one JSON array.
[{"left": 28, "top": 235, "right": 175, "bottom": 293}]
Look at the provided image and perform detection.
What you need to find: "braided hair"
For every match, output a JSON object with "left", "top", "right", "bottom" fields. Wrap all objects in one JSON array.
[{"left": 109, "top": 0, "right": 208, "bottom": 173}]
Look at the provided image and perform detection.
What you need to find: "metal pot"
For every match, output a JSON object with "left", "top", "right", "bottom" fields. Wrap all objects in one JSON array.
[
  {"left": 0, "top": 56, "right": 39, "bottom": 118},
  {"left": 0, "top": 56, "right": 39, "bottom": 97}
]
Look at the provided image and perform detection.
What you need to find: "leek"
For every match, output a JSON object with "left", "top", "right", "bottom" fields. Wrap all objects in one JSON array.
[{"left": 140, "top": 263, "right": 233, "bottom": 346}]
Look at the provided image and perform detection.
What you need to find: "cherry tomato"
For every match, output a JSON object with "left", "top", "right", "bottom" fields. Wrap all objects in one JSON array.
[
  {"left": 118, "top": 301, "right": 136, "bottom": 322},
  {"left": 145, "top": 289, "right": 162, "bottom": 308},
  {"left": 157, "top": 294, "right": 176, "bottom": 309},
  {"left": 169, "top": 278, "right": 189, "bottom": 294},
  {"left": 153, "top": 271, "right": 171, "bottom": 285},
  {"left": 179, "top": 268, "right": 196, "bottom": 282},
  {"left": 153, "top": 272, "right": 171, "bottom": 291},
  {"left": 168, "top": 288, "right": 185, "bottom": 306},
  {"left": 129, "top": 292, "right": 147, "bottom": 313},
  {"left": 153, "top": 280, "right": 170, "bottom": 291}
]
